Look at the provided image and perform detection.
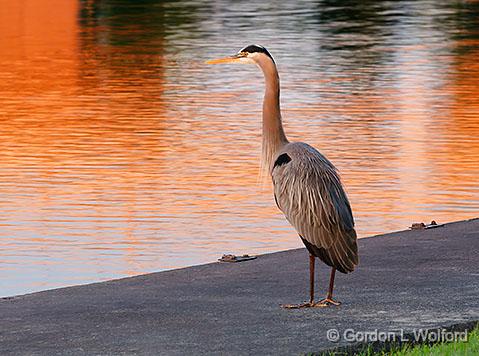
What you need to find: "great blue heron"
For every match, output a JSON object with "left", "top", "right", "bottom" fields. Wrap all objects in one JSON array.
[{"left": 207, "top": 45, "right": 358, "bottom": 308}]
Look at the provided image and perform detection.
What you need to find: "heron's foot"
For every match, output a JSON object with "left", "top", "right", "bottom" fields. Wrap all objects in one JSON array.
[
  {"left": 281, "top": 301, "right": 332, "bottom": 309},
  {"left": 281, "top": 301, "right": 314, "bottom": 309},
  {"left": 313, "top": 297, "right": 341, "bottom": 307}
]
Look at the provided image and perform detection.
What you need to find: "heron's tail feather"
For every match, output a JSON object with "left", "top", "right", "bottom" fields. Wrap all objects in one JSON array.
[{"left": 300, "top": 230, "right": 358, "bottom": 273}]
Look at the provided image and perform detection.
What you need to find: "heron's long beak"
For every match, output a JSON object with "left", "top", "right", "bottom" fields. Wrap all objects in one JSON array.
[{"left": 205, "top": 54, "right": 244, "bottom": 65}]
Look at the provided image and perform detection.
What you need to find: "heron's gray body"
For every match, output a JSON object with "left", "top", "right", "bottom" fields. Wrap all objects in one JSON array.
[{"left": 271, "top": 142, "right": 358, "bottom": 273}]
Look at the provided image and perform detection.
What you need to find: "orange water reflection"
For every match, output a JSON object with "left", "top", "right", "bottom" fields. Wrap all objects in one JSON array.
[{"left": 0, "top": 1, "right": 478, "bottom": 296}]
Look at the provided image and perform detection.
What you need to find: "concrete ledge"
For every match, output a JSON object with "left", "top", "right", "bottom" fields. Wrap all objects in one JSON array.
[{"left": 1, "top": 218, "right": 478, "bottom": 355}]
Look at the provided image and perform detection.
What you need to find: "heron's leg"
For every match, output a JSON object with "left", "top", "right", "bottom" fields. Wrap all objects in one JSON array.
[
  {"left": 315, "top": 268, "right": 341, "bottom": 307},
  {"left": 281, "top": 254, "right": 315, "bottom": 309},
  {"left": 308, "top": 253, "right": 315, "bottom": 304}
]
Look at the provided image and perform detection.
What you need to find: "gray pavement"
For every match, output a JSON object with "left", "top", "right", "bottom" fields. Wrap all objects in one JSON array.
[{"left": 1, "top": 218, "right": 478, "bottom": 355}]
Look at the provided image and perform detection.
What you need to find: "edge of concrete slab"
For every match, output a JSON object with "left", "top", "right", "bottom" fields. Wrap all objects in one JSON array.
[{"left": 7, "top": 217, "right": 477, "bottom": 301}]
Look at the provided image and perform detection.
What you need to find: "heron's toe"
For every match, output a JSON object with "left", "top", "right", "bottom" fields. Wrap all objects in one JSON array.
[
  {"left": 280, "top": 302, "right": 314, "bottom": 309},
  {"left": 313, "top": 298, "right": 341, "bottom": 307}
]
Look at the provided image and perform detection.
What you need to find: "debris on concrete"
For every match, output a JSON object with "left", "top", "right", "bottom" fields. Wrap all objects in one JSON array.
[
  {"left": 218, "top": 254, "right": 257, "bottom": 262},
  {"left": 410, "top": 220, "right": 444, "bottom": 230}
]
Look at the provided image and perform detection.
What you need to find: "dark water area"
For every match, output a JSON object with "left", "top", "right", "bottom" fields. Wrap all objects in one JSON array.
[{"left": 0, "top": 0, "right": 478, "bottom": 296}]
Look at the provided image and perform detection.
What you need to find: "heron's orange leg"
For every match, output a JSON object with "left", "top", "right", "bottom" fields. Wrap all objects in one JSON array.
[
  {"left": 309, "top": 253, "right": 315, "bottom": 303},
  {"left": 314, "top": 268, "right": 341, "bottom": 307},
  {"left": 281, "top": 254, "right": 316, "bottom": 309}
]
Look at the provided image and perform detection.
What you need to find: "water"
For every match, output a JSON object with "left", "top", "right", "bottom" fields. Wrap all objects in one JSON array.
[{"left": 0, "top": 0, "right": 478, "bottom": 297}]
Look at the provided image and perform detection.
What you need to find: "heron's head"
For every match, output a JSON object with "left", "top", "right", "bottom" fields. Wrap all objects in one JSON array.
[{"left": 206, "top": 44, "right": 275, "bottom": 66}]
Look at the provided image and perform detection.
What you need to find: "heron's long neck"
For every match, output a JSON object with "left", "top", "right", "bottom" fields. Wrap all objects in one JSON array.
[{"left": 258, "top": 59, "right": 288, "bottom": 176}]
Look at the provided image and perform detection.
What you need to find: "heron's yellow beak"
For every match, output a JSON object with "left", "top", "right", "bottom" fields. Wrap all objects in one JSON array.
[{"left": 205, "top": 54, "right": 244, "bottom": 65}]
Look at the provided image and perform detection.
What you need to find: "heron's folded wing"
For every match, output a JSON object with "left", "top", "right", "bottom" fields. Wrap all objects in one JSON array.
[{"left": 272, "top": 149, "right": 356, "bottom": 255}]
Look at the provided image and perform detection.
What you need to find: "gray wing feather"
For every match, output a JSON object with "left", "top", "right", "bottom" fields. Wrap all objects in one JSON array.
[{"left": 272, "top": 142, "right": 358, "bottom": 272}]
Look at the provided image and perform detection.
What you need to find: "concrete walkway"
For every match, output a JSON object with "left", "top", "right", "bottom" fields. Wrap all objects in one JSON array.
[{"left": 1, "top": 218, "right": 478, "bottom": 355}]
